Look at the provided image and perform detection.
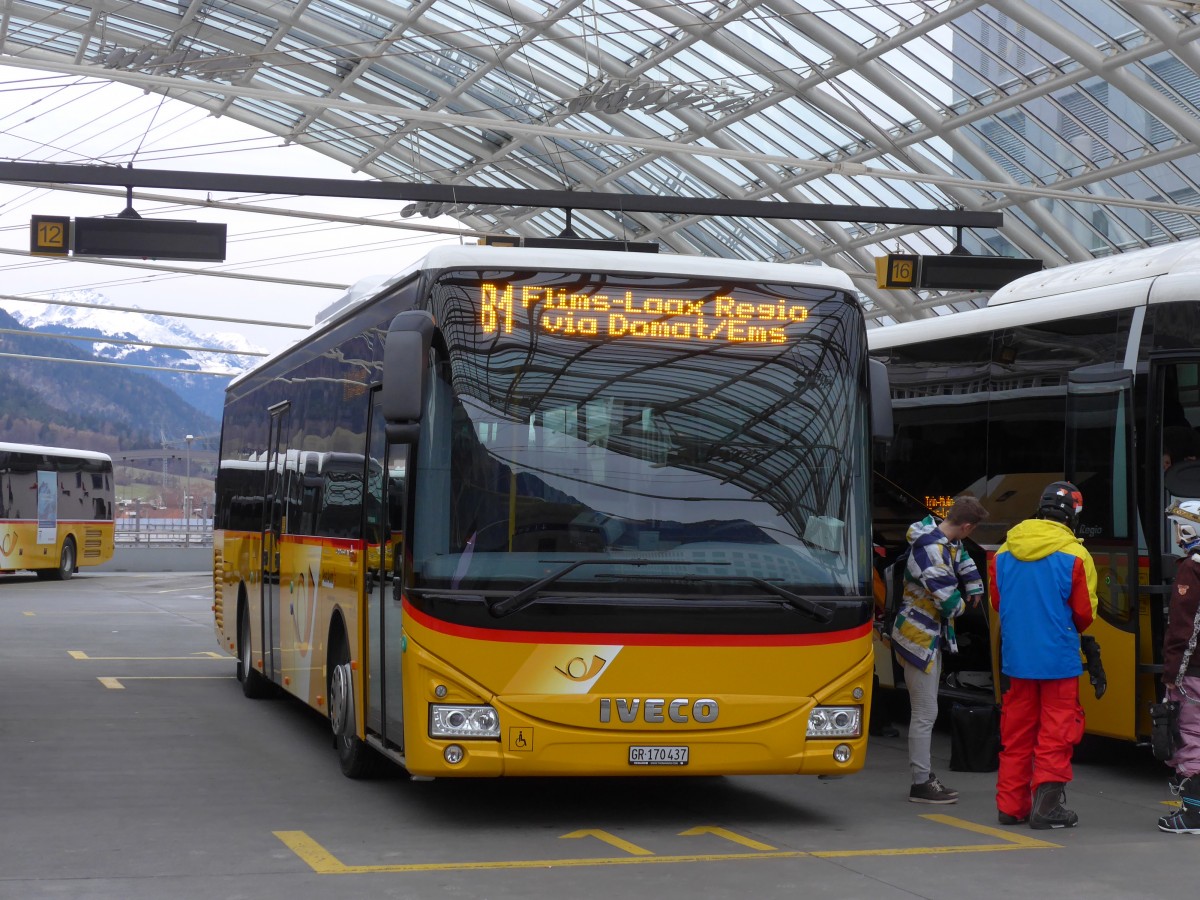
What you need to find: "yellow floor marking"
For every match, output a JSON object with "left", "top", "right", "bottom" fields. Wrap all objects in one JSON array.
[
  {"left": 70, "top": 650, "right": 226, "bottom": 660},
  {"left": 919, "top": 814, "right": 1061, "bottom": 849},
  {"left": 98, "top": 676, "right": 234, "bottom": 688},
  {"left": 679, "top": 826, "right": 776, "bottom": 851},
  {"left": 275, "top": 814, "right": 1060, "bottom": 875},
  {"left": 24, "top": 611, "right": 164, "bottom": 616},
  {"left": 275, "top": 831, "right": 346, "bottom": 874},
  {"left": 563, "top": 829, "right": 654, "bottom": 855}
]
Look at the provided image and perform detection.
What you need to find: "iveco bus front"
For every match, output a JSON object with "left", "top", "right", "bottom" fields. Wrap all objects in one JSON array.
[{"left": 214, "top": 246, "right": 885, "bottom": 779}]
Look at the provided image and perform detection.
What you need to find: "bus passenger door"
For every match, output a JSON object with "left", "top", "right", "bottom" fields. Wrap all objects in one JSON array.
[
  {"left": 366, "top": 391, "right": 410, "bottom": 751},
  {"left": 1065, "top": 369, "right": 1138, "bottom": 740},
  {"left": 260, "top": 402, "right": 291, "bottom": 686}
]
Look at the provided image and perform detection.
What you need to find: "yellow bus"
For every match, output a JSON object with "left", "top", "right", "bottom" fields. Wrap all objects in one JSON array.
[
  {"left": 870, "top": 238, "right": 1200, "bottom": 745},
  {"left": 0, "top": 441, "right": 115, "bottom": 579},
  {"left": 213, "top": 244, "right": 888, "bottom": 779}
]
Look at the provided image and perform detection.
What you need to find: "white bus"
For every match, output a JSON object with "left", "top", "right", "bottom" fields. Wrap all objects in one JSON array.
[{"left": 870, "top": 239, "right": 1200, "bottom": 744}]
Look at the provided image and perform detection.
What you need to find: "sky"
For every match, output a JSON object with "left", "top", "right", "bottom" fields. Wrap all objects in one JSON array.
[{"left": 0, "top": 66, "right": 465, "bottom": 355}]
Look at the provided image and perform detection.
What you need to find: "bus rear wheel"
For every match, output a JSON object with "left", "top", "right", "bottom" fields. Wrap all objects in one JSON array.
[
  {"left": 37, "top": 536, "right": 76, "bottom": 581},
  {"left": 328, "top": 638, "right": 380, "bottom": 779}
]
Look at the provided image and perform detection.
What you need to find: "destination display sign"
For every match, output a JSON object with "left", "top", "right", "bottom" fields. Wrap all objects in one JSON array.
[{"left": 478, "top": 279, "right": 811, "bottom": 343}]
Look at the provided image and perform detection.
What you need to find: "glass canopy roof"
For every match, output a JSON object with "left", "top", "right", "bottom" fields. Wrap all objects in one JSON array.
[{"left": 2, "top": 0, "right": 1199, "bottom": 326}]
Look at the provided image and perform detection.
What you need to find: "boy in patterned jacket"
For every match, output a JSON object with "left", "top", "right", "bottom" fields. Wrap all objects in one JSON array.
[{"left": 892, "top": 495, "right": 988, "bottom": 803}]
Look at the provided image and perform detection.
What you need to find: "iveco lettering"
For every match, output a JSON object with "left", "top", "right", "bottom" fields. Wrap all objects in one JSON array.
[{"left": 599, "top": 698, "right": 719, "bottom": 724}]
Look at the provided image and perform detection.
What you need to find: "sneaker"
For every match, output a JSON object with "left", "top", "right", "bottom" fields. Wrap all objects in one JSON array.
[
  {"left": 909, "top": 774, "right": 958, "bottom": 804},
  {"left": 870, "top": 723, "right": 900, "bottom": 738},
  {"left": 998, "top": 812, "right": 1029, "bottom": 825}
]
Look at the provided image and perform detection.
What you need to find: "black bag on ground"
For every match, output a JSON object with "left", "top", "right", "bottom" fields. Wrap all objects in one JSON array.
[{"left": 949, "top": 702, "right": 1000, "bottom": 772}]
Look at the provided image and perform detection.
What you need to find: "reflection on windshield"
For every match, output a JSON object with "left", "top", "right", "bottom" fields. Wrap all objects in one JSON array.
[{"left": 411, "top": 281, "right": 869, "bottom": 597}]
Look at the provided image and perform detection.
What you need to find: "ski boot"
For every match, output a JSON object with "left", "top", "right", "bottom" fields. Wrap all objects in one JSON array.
[
  {"left": 1029, "top": 782, "right": 1078, "bottom": 829},
  {"left": 1159, "top": 775, "right": 1200, "bottom": 834}
]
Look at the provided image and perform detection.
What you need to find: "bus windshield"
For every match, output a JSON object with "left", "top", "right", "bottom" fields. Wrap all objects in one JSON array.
[{"left": 411, "top": 269, "right": 870, "bottom": 598}]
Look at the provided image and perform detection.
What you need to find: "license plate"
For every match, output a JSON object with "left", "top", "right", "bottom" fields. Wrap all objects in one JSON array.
[{"left": 628, "top": 745, "right": 689, "bottom": 766}]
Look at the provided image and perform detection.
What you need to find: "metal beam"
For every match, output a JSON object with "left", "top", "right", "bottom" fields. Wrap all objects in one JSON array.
[{"left": 0, "top": 162, "right": 1004, "bottom": 228}]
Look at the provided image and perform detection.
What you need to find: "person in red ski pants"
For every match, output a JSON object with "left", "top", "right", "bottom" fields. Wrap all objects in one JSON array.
[{"left": 989, "top": 481, "right": 1098, "bottom": 829}]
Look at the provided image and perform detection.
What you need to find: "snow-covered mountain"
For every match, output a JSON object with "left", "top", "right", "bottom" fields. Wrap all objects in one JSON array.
[
  {"left": 0, "top": 290, "right": 264, "bottom": 423},
  {"left": 1, "top": 289, "right": 263, "bottom": 373}
]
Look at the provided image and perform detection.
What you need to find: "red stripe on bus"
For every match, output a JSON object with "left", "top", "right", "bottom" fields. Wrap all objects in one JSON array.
[{"left": 402, "top": 598, "right": 869, "bottom": 647}]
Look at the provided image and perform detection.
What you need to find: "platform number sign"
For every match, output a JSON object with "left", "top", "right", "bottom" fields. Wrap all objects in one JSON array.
[
  {"left": 30, "top": 215, "right": 72, "bottom": 257},
  {"left": 874, "top": 253, "right": 920, "bottom": 289}
]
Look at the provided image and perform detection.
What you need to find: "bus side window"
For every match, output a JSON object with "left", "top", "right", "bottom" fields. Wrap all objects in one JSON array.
[
  {"left": 316, "top": 470, "right": 365, "bottom": 540},
  {"left": 1164, "top": 424, "right": 1200, "bottom": 471},
  {"left": 1162, "top": 364, "right": 1200, "bottom": 560}
]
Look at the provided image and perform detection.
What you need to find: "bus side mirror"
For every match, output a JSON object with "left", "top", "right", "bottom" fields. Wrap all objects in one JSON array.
[
  {"left": 869, "top": 358, "right": 893, "bottom": 442},
  {"left": 382, "top": 311, "right": 437, "bottom": 443}
]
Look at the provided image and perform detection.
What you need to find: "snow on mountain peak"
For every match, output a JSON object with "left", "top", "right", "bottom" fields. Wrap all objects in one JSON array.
[{"left": 0, "top": 289, "right": 266, "bottom": 373}]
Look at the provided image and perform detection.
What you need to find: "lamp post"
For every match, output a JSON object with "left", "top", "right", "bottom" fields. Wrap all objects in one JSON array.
[{"left": 185, "top": 434, "right": 194, "bottom": 542}]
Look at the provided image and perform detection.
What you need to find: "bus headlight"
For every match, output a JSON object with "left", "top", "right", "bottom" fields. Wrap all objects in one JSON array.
[
  {"left": 430, "top": 704, "right": 500, "bottom": 739},
  {"left": 806, "top": 706, "right": 862, "bottom": 738}
]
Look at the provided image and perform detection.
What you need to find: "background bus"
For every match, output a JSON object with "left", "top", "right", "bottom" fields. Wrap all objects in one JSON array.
[
  {"left": 0, "top": 441, "right": 115, "bottom": 579},
  {"left": 213, "top": 244, "right": 887, "bottom": 779},
  {"left": 870, "top": 238, "right": 1200, "bottom": 745}
]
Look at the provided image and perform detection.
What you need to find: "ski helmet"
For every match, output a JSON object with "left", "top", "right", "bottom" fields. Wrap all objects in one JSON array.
[
  {"left": 1037, "top": 481, "right": 1084, "bottom": 533},
  {"left": 1167, "top": 499, "right": 1200, "bottom": 555}
]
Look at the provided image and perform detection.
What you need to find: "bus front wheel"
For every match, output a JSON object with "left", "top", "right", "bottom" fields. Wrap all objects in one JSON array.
[
  {"left": 328, "top": 639, "right": 379, "bottom": 779},
  {"left": 238, "top": 609, "right": 271, "bottom": 699}
]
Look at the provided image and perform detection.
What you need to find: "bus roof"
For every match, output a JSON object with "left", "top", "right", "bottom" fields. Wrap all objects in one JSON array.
[
  {"left": 988, "top": 239, "right": 1200, "bottom": 306},
  {"left": 0, "top": 441, "right": 112, "bottom": 463},
  {"left": 868, "top": 238, "right": 1200, "bottom": 351}
]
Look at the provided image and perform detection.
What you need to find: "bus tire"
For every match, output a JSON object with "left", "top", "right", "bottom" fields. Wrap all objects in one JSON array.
[
  {"left": 328, "top": 636, "right": 379, "bottom": 779},
  {"left": 238, "top": 607, "right": 271, "bottom": 699},
  {"left": 37, "top": 536, "right": 76, "bottom": 581}
]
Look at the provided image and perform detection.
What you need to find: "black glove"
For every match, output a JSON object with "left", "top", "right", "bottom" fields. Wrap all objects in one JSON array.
[{"left": 1081, "top": 635, "right": 1106, "bottom": 700}]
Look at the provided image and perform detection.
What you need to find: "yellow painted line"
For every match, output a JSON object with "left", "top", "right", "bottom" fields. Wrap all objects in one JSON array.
[
  {"left": 70, "top": 650, "right": 226, "bottom": 660},
  {"left": 275, "top": 815, "right": 1060, "bottom": 875},
  {"left": 24, "top": 611, "right": 166, "bottom": 616},
  {"left": 918, "top": 814, "right": 1061, "bottom": 849},
  {"left": 679, "top": 826, "right": 776, "bottom": 851},
  {"left": 97, "top": 676, "right": 234, "bottom": 689},
  {"left": 563, "top": 829, "right": 654, "bottom": 856},
  {"left": 275, "top": 831, "right": 347, "bottom": 874},
  {"left": 275, "top": 831, "right": 803, "bottom": 873}
]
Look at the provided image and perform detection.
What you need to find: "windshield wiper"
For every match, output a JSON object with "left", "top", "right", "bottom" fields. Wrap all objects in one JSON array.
[
  {"left": 747, "top": 578, "right": 834, "bottom": 623},
  {"left": 616, "top": 573, "right": 834, "bottom": 623},
  {"left": 487, "top": 558, "right": 707, "bottom": 618}
]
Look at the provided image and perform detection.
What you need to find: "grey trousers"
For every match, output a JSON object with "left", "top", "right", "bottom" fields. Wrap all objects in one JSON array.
[{"left": 901, "top": 651, "right": 941, "bottom": 784}]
